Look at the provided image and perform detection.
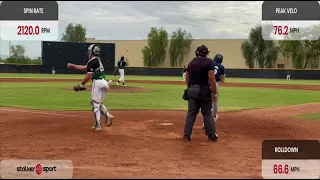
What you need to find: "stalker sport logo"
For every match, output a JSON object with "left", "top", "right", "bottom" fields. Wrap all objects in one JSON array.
[
  {"left": 17, "top": 164, "right": 57, "bottom": 175},
  {"left": 36, "top": 164, "right": 42, "bottom": 175}
]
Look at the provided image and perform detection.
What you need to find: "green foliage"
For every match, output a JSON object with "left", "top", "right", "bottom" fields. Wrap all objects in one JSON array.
[
  {"left": 241, "top": 25, "right": 280, "bottom": 68},
  {"left": 142, "top": 27, "right": 169, "bottom": 67},
  {"left": 241, "top": 41, "right": 255, "bottom": 68},
  {"left": 61, "top": 23, "right": 87, "bottom": 43},
  {"left": 142, "top": 46, "right": 152, "bottom": 66},
  {"left": 279, "top": 41, "right": 305, "bottom": 68},
  {"left": 279, "top": 25, "right": 320, "bottom": 69},
  {"left": 10, "top": 44, "right": 26, "bottom": 59},
  {"left": 3, "top": 45, "right": 41, "bottom": 65},
  {"left": 29, "top": 57, "right": 42, "bottom": 65},
  {"left": 169, "top": 28, "right": 193, "bottom": 67},
  {"left": 5, "top": 57, "right": 41, "bottom": 65}
]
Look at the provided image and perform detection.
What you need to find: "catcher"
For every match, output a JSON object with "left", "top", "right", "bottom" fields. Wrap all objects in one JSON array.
[{"left": 67, "top": 44, "right": 114, "bottom": 132}]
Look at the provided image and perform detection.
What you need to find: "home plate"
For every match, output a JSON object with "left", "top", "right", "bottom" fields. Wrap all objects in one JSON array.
[{"left": 158, "top": 123, "right": 173, "bottom": 126}]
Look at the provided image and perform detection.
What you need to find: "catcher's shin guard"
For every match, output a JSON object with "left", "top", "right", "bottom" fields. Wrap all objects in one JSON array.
[
  {"left": 91, "top": 100, "right": 102, "bottom": 129},
  {"left": 100, "top": 104, "right": 113, "bottom": 127}
]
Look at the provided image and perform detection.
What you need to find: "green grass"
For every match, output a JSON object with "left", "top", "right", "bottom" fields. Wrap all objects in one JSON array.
[
  {"left": 225, "top": 78, "right": 320, "bottom": 85},
  {"left": 0, "top": 82, "right": 319, "bottom": 111},
  {"left": 294, "top": 113, "right": 320, "bottom": 121},
  {"left": 0, "top": 73, "right": 181, "bottom": 81},
  {"left": 1, "top": 73, "right": 320, "bottom": 85}
]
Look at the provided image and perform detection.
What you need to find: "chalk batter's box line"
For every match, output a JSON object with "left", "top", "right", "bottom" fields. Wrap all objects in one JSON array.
[{"left": 0, "top": 108, "right": 82, "bottom": 117}]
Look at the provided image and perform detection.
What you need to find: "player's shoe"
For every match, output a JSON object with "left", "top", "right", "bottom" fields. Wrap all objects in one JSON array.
[
  {"left": 105, "top": 114, "right": 114, "bottom": 127},
  {"left": 122, "top": 85, "right": 127, "bottom": 87},
  {"left": 208, "top": 133, "right": 218, "bottom": 142},
  {"left": 183, "top": 135, "right": 191, "bottom": 142},
  {"left": 92, "top": 125, "right": 102, "bottom": 132},
  {"left": 116, "top": 82, "right": 119, "bottom": 87},
  {"left": 94, "top": 127, "right": 102, "bottom": 132}
]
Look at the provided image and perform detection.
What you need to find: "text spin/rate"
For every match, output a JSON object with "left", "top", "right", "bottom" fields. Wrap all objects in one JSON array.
[{"left": 0, "top": 1, "right": 59, "bottom": 40}]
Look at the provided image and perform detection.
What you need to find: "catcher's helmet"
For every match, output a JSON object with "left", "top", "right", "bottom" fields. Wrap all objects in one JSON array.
[
  {"left": 87, "top": 44, "right": 100, "bottom": 58},
  {"left": 197, "top": 45, "right": 210, "bottom": 57},
  {"left": 213, "top": 54, "right": 223, "bottom": 63}
]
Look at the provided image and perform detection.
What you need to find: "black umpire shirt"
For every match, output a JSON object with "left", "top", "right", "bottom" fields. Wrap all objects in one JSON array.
[{"left": 187, "top": 56, "right": 215, "bottom": 86}]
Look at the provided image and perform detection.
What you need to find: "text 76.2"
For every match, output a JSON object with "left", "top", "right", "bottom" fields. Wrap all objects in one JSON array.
[{"left": 274, "top": 26, "right": 289, "bottom": 35}]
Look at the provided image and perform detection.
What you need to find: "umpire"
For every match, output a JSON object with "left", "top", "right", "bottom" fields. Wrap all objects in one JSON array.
[{"left": 183, "top": 45, "right": 218, "bottom": 142}]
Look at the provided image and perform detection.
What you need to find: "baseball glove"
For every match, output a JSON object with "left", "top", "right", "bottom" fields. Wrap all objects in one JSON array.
[{"left": 73, "top": 84, "right": 86, "bottom": 91}]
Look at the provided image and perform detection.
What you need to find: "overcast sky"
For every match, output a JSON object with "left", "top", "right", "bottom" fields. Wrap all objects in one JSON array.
[{"left": 0, "top": 1, "right": 263, "bottom": 58}]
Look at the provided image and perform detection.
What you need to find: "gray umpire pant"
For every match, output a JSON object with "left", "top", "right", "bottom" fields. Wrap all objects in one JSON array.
[{"left": 184, "top": 88, "right": 216, "bottom": 137}]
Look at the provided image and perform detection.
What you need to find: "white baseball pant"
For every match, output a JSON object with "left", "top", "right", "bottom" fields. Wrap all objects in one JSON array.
[
  {"left": 91, "top": 79, "right": 111, "bottom": 128},
  {"left": 286, "top": 75, "right": 291, "bottom": 80},
  {"left": 118, "top": 69, "right": 125, "bottom": 82},
  {"left": 212, "top": 82, "right": 219, "bottom": 118}
]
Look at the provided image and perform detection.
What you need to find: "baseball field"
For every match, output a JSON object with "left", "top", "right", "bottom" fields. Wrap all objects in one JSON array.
[{"left": 1, "top": 73, "right": 320, "bottom": 178}]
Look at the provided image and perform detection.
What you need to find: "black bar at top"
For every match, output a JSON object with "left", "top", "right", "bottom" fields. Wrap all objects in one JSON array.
[
  {"left": 0, "top": 1, "right": 58, "bottom": 21},
  {"left": 262, "top": 140, "right": 320, "bottom": 160},
  {"left": 262, "top": 1, "right": 320, "bottom": 21}
]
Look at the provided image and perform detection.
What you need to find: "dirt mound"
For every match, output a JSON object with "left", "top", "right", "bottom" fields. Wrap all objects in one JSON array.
[
  {"left": 62, "top": 85, "right": 154, "bottom": 93},
  {"left": 0, "top": 78, "right": 319, "bottom": 91}
]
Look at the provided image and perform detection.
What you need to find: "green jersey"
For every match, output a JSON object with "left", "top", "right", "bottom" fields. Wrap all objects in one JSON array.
[{"left": 87, "top": 57, "right": 106, "bottom": 80}]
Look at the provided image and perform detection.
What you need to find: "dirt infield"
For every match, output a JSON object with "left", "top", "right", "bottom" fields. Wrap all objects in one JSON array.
[
  {"left": 1, "top": 78, "right": 320, "bottom": 178},
  {"left": 1, "top": 104, "right": 320, "bottom": 178},
  {"left": 0, "top": 78, "right": 319, "bottom": 91},
  {"left": 62, "top": 85, "right": 154, "bottom": 93}
]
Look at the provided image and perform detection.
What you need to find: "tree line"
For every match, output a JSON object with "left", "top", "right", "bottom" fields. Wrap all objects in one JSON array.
[
  {"left": 142, "top": 27, "right": 193, "bottom": 67},
  {"left": 241, "top": 24, "right": 320, "bottom": 69},
  {"left": 0, "top": 44, "right": 41, "bottom": 65},
  {"left": 60, "top": 23, "right": 194, "bottom": 67}
]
